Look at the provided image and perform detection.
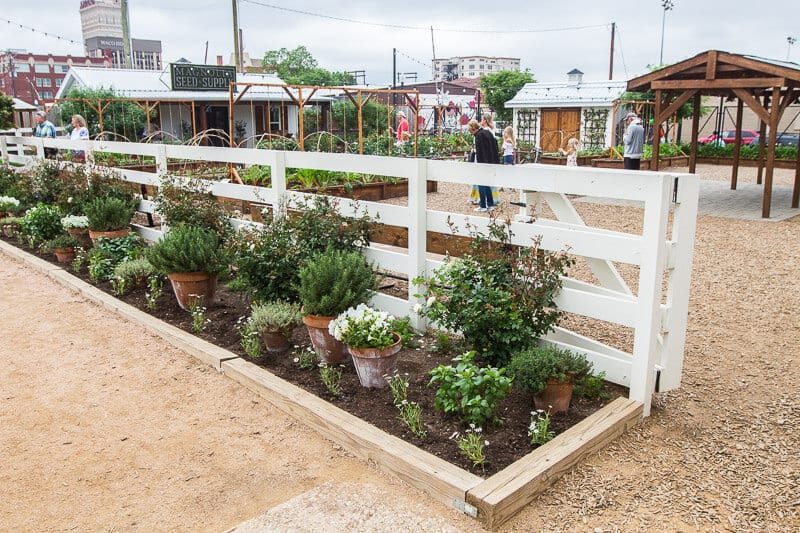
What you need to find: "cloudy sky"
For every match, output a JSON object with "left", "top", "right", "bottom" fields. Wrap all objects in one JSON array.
[{"left": 2, "top": 0, "right": 798, "bottom": 85}]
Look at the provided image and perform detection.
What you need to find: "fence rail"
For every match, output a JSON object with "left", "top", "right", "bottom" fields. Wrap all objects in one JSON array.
[{"left": 0, "top": 134, "right": 699, "bottom": 416}]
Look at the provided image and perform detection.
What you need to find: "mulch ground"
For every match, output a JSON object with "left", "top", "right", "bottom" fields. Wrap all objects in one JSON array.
[{"left": 3, "top": 233, "right": 626, "bottom": 477}]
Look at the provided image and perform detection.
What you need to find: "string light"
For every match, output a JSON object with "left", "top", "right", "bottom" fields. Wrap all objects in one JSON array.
[{"left": 2, "top": 18, "right": 83, "bottom": 46}]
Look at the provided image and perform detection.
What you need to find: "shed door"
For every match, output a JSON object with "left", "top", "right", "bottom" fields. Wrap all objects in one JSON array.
[{"left": 540, "top": 108, "right": 581, "bottom": 152}]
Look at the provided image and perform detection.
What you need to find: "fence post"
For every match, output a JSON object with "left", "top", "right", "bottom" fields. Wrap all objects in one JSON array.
[
  {"left": 408, "top": 158, "right": 429, "bottom": 331},
  {"left": 156, "top": 145, "right": 168, "bottom": 176},
  {"left": 0, "top": 136, "right": 8, "bottom": 162},
  {"left": 34, "top": 137, "right": 45, "bottom": 161},
  {"left": 629, "top": 175, "right": 672, "bottom": 416},
  {"left": 272, "top": 151, "right": 287, "bottom": 218}
]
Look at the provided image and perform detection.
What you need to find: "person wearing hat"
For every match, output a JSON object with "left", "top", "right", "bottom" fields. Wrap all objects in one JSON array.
[
  {"left": 394, "top": 110, "right": 410, "bottom": 143},
  {"left": 623, "top": 111, "right": 644, "bottom": 170},
  {"left": 33, "top": 111, "right": 58, "bottom": 158}
]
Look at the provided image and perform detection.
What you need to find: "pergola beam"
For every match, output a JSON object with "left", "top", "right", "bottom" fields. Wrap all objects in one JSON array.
[{"left": 651, "top": 77, "right": 785, "bottom": 90}]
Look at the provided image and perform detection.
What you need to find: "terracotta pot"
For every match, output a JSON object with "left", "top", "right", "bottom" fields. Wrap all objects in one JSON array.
[
  {"left": 88, "top": 227, "right": 131, "bottom": 246},
  {"left": 67, "top": 227, "right": 93, "bottom": 248},
  {"left": 54, "top": 247, "right": 76, "bottom": 263},
  {"left": 348, "top": 333, "right": 402, "bottom": 388},
  {"left": 167, "top": 272, "right": 218, "bottom": 311},
  {"left": 260, "top": 330, "right": 292, "bottom": 356},
  {"left": 533, "top": 378, "right": 574, "bottom": 414},
  {"left": 302, "top": 314, "right": 348, "bottom": 364}
]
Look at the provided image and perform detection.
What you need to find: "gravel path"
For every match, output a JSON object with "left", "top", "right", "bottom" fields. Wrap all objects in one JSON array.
[{"left": 1, "top": 164, "right": 798, "bottom": 532}]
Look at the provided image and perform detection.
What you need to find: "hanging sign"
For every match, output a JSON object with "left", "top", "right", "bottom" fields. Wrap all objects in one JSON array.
[{"left": 170, "top": 63, "right": 236, "bottom": 91}]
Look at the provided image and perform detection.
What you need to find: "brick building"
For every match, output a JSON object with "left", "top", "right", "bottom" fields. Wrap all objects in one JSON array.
[{"left": 0, "top": 52, "right": 109, "bottom": 105}]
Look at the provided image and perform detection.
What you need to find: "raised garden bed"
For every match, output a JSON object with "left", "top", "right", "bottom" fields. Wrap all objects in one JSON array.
[
  {"left": 0, "top": 236, "right": 642, "bottom": 527},
  {"left": 696, "top": 156, "right": 797, "bottom": 169}
]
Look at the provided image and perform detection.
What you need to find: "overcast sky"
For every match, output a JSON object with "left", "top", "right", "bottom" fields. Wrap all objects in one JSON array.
[{"left": 2, "top": 0, "right": 798, "bottom": 86}]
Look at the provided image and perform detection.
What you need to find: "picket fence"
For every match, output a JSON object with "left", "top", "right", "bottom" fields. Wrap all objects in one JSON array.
[{"left": 1, "top": 134, "right": 699, "bottom": 416}]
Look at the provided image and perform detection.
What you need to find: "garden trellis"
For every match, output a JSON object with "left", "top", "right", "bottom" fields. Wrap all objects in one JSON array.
[{"left": 1, "top": 133, "right": 698, "bottom": 417}]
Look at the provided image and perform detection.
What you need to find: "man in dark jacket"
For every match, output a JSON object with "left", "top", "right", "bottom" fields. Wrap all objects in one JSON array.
[{"left": 468, "top": 119, "right": 500, "bottom": 211}]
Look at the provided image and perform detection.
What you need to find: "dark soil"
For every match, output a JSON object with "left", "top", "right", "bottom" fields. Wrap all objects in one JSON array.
[{"left": 4, "top": 235, "right": 627, "bottom": 477}]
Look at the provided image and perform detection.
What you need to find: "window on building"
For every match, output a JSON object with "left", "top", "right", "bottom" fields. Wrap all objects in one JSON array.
[
  {"left": 55, "top": 79, "right": 62, "bottom": 87},
  {"left": 14, "top": 63, "right": 30, "bottom": 73},
  {"left": 58, "top": 65, "right": 70, "bottom": 73},
  {"left": 40, "top": 91, "right": 53, "bottom": 99},
  {"left": 34, "top": 64, "right": 50, "bottom": 73}
]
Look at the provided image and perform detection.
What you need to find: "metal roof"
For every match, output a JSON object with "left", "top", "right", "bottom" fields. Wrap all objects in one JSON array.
[
  {"left": 55, "top": 67, "right": 333, "bottom": 103},
  {"left": 506, "top": 80, "right": 627, "bottom": 109}
]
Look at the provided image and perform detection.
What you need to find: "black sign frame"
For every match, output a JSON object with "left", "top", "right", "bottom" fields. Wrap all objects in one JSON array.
[{"left": 170, "top": 63, "right": 236, "bottom": 92}]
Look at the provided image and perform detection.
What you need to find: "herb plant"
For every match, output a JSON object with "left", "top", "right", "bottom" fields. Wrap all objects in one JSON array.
[
  {"left": 298, "top": 248, "right": 375, "bottom": 317},
  {"left": 146, "top": 225, "right": 227, "bottom": 275},
  {"left": 20, "top": 203, "right": 63, "bottom": 248},
  {"left": 508, "top": 345, "right": 592, "bottom": 395}
]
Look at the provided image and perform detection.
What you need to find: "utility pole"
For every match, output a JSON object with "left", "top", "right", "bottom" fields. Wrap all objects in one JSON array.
[
  {"left": 659, "top": 0, "right": 674, "bottom": 66},
  {"left": 608, "top": 22, "right": 615, "bottom": 80},
  {"left": 232, "top": 0, "right": 240, "bottom": 71},
  {"left": 121, "top": 0, "right": 133, "bottom": 68},
  {"left": 392, "top": 48, "right": 397, "bottom": 106}
]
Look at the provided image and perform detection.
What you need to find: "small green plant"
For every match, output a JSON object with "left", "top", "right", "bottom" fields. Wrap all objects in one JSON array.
[
  {"left": 237, "top": 316, "right": 262, "bottom": 359},
  {"left": 385, "top": 372, "right": 409, "bottom": 406},
  {"left": 298, "top": 248, "right": 375, "bottom": 317},
  {"left": 428, "top": 351, "right": 513, "bottom": 426},
  {"left": 508, "top": 345, "right": 593, "bottom": 396},
  {"left": 426, "top": 331, "right": 462, "bottom": 354},
  {"left": 528, "top": 409, "right": 555, "bottom": 445},
  {"left": 145, "top": 274, "right": 164, "bottom": 310},
  {"left": 294, "top": 347, "right": 319, "bottom": 370},
  {"left": 0, "top": 195, "right": 21, "bottom": 213},
  {"left": 20, "top": 203, "right": 63, "bottom": 248},
  {"left": 61, "top": 214, "right": 88, "bottom": 230},
  {"left": 42, "top": 234, "right": 81, "bottom": 252},
  {"left": 153, "top": 175, "right": 231, "bottom": 238},
  {"left": 146, "top": 225, "right": 228, "bottom": 275},
  {"left": 84, "top": 196, "right": 134, "bottom": 232},
  {"left": 398, "top": 400, "right": 427, "bottom": 439},
  {"left": 456, "top": 425, "right": 487, "bottom": 469},
  {"left": 249, "top": 300, "right": 303, "bottom": 337},
  {"left": 390, "top": 315, "right": 419, "bottom": 348},
  {"left": 112, "top": 257, "right": 157, "bottom": 295},
  {"left": 328, "top": 304, "right": 396, "bottom": 349},
  {"left": 574, "top": 371, "right": 609, "bottom": 399},
  {"left": 87, "top": 248, "right": 114, "bottom": 282},
  {"left": 71, "top": 246, "right": 87, "bottom": 273},
  {"left": 319, "top": 363, "right": 343, "bottom": 396},
  {"left": 188, "top": 298, "right": 207, "bottom": 333}
]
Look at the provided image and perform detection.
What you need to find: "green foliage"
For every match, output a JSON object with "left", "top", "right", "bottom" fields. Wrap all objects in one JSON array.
[
  {"left": 43, "top": 234, "right": 80, "bottom": 252},
  {"left": 416, "top": 219, "right": 575, "bottom": 366},
  {"left": 319, "top": 363, "right": 343, "bottom": 396},
  {"left": 146, "top": 225, "right": 228, "bottom": 275},
  {"left": 457, "top": 426, "right": 487, "bottom": 469},
  {"left": 329, "top": 304, "right": 396, "bottom": 349},
  {"left": 262, "top": 45, "right": 354, "bottom": 86},
  {"left": 398, "top": 400, "right": 427, "bottom": 439},
  {"left": 428, "top": 351, "right": 512, "bottom": 426},
  {"left": 229, "top": 196, "right": 372, "bottom": 303},
  {"left": 574, "top": 371, "right": 609, "bottom": 399},
  {"left": 58, "top": 87, "right": 154, "bottom": 140},
  {"left": 188, "top": 300, "right": 207, "bottom": 333},
  {"left": 0, "top": 93, "right": 13, "bottom": 129},
  {"left": 237, "top": 317, "right": 262, "bottom": 359},
  {"left": 508, "top": 345, "right": 592, "bottom": 395},
  {"left": 480, "top": 70, "right": 536, "bottom": 122},
  {"left": 87, "top": 233, "right": 146, "bottom": 283},
  {"left": 112, "top": 257, "right": 157, "bottom": 294},
  {"left": 298, "top": 248, "right": 375, "bottom": 316},
  {"left": 295, "top": 347, "right": 319, "bottom": 370},
  {"left": 386, "top": 372, "right": 409, "bottom": 406},
  {"left": 84, "top": 196, "right": 134, "bottom": 232},
  {"left": 249, "top": 300, "right": 303, "bottom": 336},
  {"left": 331, "top": 100, "right": 390, "bottom": 137},
  {"left": 145, "top": 274, "right": 164, "bottom": 310},
  {"left": 528, "top": 410, "right": 555, "bottom": 445},
  {"left": 20, "top": 203, "right": 63, "bottom": 247},
  {"left": 153, "top": 176, "right": 231, "bottom": 239},
  {"left": 390, "top": 316, "right": 419, "bottom": 348},
  {"left": 239, "top": 165, "right": 272, "bottom": 186}
]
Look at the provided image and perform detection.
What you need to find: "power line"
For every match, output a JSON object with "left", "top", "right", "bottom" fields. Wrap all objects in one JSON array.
[
  {"left": 395, "top": 49, "right": 429, "bottom": 69},
  {"left": 2, "top": 18, "right": 83, "bottom": 47},
  {"left": 240, "top": 0, "right": 608, "bottom": 34}
]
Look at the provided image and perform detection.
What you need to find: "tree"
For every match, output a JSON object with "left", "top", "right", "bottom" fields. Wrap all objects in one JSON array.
[
  {"left": 262, "top": 46, "right": 354, "bottom": 86},
  {"left": 0, "top": 93, "right": 14, "bottom": 129},
  {"left": 331, "top": 100, "right": 389, "bottom": 136},
  {"left": 480, "top": 70, "right": 535, "bottom": 122},
  {"left": 58, "top": 88, "right": 154, "bottom": 141}
]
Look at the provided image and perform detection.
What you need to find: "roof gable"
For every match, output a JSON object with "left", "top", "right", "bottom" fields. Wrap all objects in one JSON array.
[{"left": 506, "top": 80, "right": 627, "bottom": 108}]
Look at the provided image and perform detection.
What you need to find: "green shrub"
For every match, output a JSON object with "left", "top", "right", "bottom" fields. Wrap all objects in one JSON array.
[
  {"left": 508, "top": 345, "right": 592, "bottom": 396},
  {"left": 249, "top": 300, "right": 303, "bottom": 336},
  {"left": 298, "top": 248, "right": 375, "bottom": 317},
  {"left": 86, "top": 233, "right": 146, "bottom": 283},
  {"left": 146, "top": 225, "right": 227, "bottom": 275},
  {"left": 428, "top": 351, "right": 513, "bottom": 426},
  {"left": 20, "top": 203, "right": 63, "bottom": 247},
  {"left": 84, "top": 197, "right": 134, "bottom": 232},
  {"left": 112, "top": 257, "right": 157, "bottom": 294},
  {"left": 416, "top": 219, "right": 575, "bottom": 367},
  {"left": 153, "top": 175, "right": 231, "bottom": 239},
  {"left": 43, "top": 234, "right": 81, "bottom": 252}
]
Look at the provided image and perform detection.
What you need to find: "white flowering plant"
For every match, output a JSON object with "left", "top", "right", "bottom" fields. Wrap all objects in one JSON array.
[
  {"left": 0, "top": 196, "right": 20, "bottom": 212},
  {"left": 61, "top": 214, "right": 89, "bottom": 229},
  {"left": 328, "top": 303, "right": 398, "bottom": 349}
]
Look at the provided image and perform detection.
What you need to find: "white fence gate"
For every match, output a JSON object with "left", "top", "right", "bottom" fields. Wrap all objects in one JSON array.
[{"left": 0, "top": 134, "right": 699, "bottom": 416}]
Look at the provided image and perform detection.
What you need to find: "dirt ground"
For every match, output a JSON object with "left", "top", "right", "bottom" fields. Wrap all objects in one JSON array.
[{"left": 1, "top": 164, "right": 799, "bottom": 532}]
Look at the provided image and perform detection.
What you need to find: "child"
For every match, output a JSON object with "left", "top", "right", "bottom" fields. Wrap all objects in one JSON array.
[
  {"left": 502, "top": 126, "right": 516, "bottom": 165},
  {"left": 559, "top": 138, "right": 580, "bottom": 167}
]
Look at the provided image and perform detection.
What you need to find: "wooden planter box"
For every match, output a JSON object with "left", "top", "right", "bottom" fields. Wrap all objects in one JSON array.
[
  {"left": 589, "top": 155, "right": 688, "bottom": 170},
  {"left": 540, "top": 155, "right": 600, "bottom": 166},
  {"left": 696, "top": 156, "right": 797, "bottom": 169}
]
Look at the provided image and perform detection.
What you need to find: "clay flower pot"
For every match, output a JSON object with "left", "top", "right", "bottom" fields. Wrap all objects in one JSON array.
[
  {"left": 54, "top": 247, "right": 77, "bottom": 263},
  {"left": 260, "top": 330, "right": 292, "bottom": 356},
  {"left": 302, "top": 314, "right": 348, "bottom": 364},
  {"left": 88, "top": 227, "right": 131, "bottom": 246},
  {"left": 533, "top": 378, "right": 575, "bottom": 414},
  {"left": 167, "top": 271, "right": 218, "bottom": 311},
  {"left": 348, "top": 333, "right": 402, "bottom": 389},
  {"left": 67, "top": 227, "right": 93, "bottom": 248}
]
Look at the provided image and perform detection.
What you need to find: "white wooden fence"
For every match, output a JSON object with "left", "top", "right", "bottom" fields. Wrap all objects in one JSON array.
[{"left": 0, "top": 134, "right": 699, "bottom": 416}]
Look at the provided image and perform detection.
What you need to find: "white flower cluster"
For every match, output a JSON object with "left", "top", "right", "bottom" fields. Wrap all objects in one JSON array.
[
  {"left": 61, "top": 215, "right": 89, "bottom": 229},
  {"left": 0, "top": 196, "right": 20, "bottom": 210},
  {"left": 328, "top": 303, "right": 394, "bottom": 342}
]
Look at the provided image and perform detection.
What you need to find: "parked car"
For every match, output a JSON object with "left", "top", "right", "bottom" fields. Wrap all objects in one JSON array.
[
  {"left": 748, "top": 132, "right": 799, "bottom": 147},
  {"left": 698, "top": 129, "right": 759, "bottom": 145}
]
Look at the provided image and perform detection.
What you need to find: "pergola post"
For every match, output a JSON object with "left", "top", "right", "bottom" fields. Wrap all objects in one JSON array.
[
  {"left": 731, "top": 99, "right": 744, "bottom": 190},
  {"left": 652, "top": 90, "right": 662, "bottom": 171},
  {"left": 762, "top": 87, "right": 781, "bottom": 218},
  {"left": 756, "top": 95, "right": 768, "bottom": 185},
  {"left": 689, "top": 94, "right": 700, "bottom": 174}
]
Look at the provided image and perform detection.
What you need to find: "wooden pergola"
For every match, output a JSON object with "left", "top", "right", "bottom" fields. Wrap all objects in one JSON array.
[{"left": 628, "top": 50, "right": 800, "bottom": 218}]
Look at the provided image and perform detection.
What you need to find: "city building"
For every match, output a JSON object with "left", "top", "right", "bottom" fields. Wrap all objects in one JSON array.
[
  {"left": 0, "top": 51, "right": 109, "bottom": 104},
  {"left": 432, "top": 56, "right": 520, "bottom": 81},
  {"left": 80, "top": 0, "right": 163, "bottom": 70}
]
